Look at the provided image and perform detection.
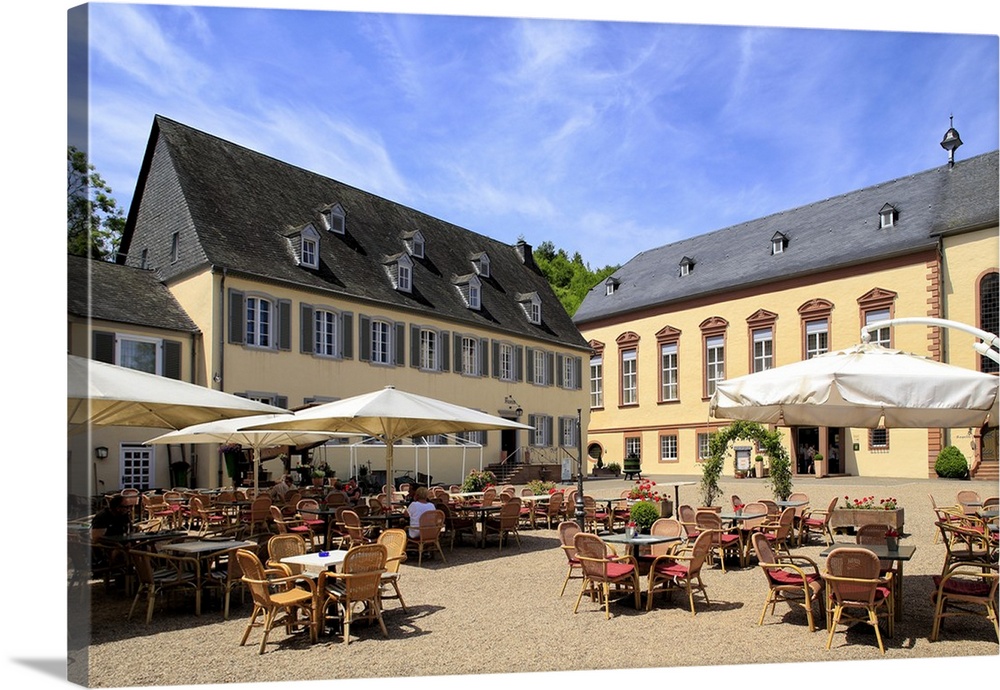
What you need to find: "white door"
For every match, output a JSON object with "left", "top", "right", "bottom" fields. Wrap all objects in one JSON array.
[{"left": 120, "top": 443, "right": 153, "bottom": 490}]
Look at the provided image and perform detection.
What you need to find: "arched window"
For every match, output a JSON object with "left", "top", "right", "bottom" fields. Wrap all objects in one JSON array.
[{"left": 980, "top": 272, "right": 998, "bottom": 373}]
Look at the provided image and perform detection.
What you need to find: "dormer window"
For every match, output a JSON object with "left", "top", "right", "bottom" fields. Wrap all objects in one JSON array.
[
  {"left": 605, "top": 277, "right": 620, "bottom": 295},
  {"left": 879, "top": 203, "right": 897, "bottom": 229},
  {"left": 404, "top": 230, "right": 425, "bottom": 258},
  {"left": 385, "top": 253, "right": 413, "bottom": 293},
  {"left": 679, "top": 256, "right": 695, "bottom": 277},
  {"left": 453, "top": 274, "right": 482, "bottom": 311},
  {"left": 518, "top": 292, "right": 542, "bottom": 325},
  {"left": 299, "top": 224, "right": 320, "bottom": 269},
  {"left": 472, "top": 252, "right": 491, "bottom": 278},
  {"left": 322, "top": 203, "right": 346, "bottom": 235},
  {"left": 771, "top": 231, "right": 788, "bottom": 255}
]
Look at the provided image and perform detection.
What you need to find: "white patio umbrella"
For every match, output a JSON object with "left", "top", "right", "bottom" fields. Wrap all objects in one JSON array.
[
  {"left": 68, "top": 354, "right": 287, "bottom": 430},
  {"left": 145, "top": 414, "right": 344, "bottom": 494},
  {"left": 243, "top": 385, "right": 533, "bottom": 491},
  {"left": 709, "top": 342, "right": 999, "bottom": 428}
]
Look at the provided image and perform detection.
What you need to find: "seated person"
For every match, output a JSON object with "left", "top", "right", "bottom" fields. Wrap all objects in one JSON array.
[
  {"left": 405, "top": 486, "right": 435, "bottom": 538},
  {"left": 268, "top": 474, "right": 294, "bottom": 502},
  {"left": 90, "top": 494, "right": 132, "bottom": 540},
  {"left": 343, "top": 479, "right": 362, "bottom": 504}
]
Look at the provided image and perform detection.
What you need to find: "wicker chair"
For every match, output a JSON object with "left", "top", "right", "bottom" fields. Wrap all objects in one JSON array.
[
  {"left": 341, "top": 510, "right": 374, "bottom": 549},
  {"left": 759, "top": 507, "right": 797, "bottom": 557},
  {"left": 127, "top": 550, "right": 199, "bottom": 624},
  {"left": 439, "top": 501, "right": 477, "bottom": 549},
  {"left": 957, "top": 489, "right": 983, "bottom": 515},
  {"left": 573, "top": 532, "right": 640, "bottom": 618},
  {"left": 930, "top": 560, "right": 999, "bottom": 642},
  {"left": 824, "top": 547, "right": 893, "bottom": 654},
  {"left": 935, "top": 520, "right": 994, "bottom": 573},
  {"left": 318, "top": 543, "right": 389, "bottom": 644},
  {"left": 243, "top": 496, "right": 273, "bottom": 535},
  {"left": 236, "top": 548, "right": 317, "bottom": 654},
  {"left": 750, "top": 531, "right": 823, "bottom": 632},
  {"left": 855, "top": 523, "right": 898, "bottom": 601},
  {"left": 558, "top": 521, "right": 584, "bottom": 596},
  {"left": 759, "top": 499, "right": 779, "bottom": 519},
  {"left": 188, "top": 496, "right": 228, "bottom": 536},
  {"left": 583, "top": 495, "right": 613, "bottom": 533},
  {"left": 695, "top": 509, "right": 742, "bottom": 572},
  {"left": 484, "top": 498, "right": 522, "bottom": 551},
  {"left": 406, "top": 509, "right": 447, "bottom": 565},
  {"left": 646, "top": 530, "right": 713, "bottom": 615},
  {"left": 535, "top": 491, "right": 563, "bottom": 529},
  {"left": 677, "top": 504, "right": 700, "bottom": 540},
  {"left": 798, "top": 496, "right": 838, "bottom": 546},
  {"left": 377, "top": 528, "right": 408, "bottom": 612},
  {"left": 787, "top": 492, "right": 810, "bottom": 544},
  {"left": 270, "top": 505, "right": 316, "bottom": 550},
  {"left": 266, "top": 533, "right": 309, "bottom": 576},
  {"left": 637, "top": 518, "right": 685, "bottom": 575}
]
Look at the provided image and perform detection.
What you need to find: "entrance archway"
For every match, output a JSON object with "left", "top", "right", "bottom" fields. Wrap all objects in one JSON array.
[{"left": 703, "top": 421, "right": 792, "bottom": 505}]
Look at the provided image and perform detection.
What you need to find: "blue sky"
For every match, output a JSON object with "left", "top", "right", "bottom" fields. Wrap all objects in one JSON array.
[{"left": 75, "top": 2, "right": 998, "bottom": 269}]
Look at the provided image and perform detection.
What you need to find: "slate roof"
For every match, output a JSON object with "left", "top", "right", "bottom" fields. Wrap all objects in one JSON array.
[
  {"left": 574, "top": 150, "right": 999, "bottom": 325},
  {"left": 67, "top": 254, "right": 200, "bottom": 333},
  {"left": 119, "top": 116, "right": 589, "bottom": 352}
]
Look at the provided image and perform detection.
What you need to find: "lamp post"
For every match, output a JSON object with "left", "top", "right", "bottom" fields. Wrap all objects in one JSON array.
[{"left": 575, "top": 408, "right": 585, "bottom": 530}]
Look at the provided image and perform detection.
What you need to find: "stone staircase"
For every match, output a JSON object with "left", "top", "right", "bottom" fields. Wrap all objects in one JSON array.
[{"left": 971, "top": 461, "right": 998, "bottom": 482}]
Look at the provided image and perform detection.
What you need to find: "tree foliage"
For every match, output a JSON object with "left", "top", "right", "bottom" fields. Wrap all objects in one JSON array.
[
  {"left": 532, "top": 240, "right": 618, "bottom": 316},
  {"left": 68, "top": 146, "right": 126, "bottom": 259}
]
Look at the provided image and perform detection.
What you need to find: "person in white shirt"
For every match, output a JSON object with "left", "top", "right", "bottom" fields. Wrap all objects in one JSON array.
[
  {"left": 268, "top": 474, "right": 294, "bottom": 502},
  {"left": 405, "top": 486, "right": 435, "bottom": 538}
]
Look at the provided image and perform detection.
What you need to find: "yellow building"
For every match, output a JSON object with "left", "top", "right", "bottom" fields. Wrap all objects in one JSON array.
[
  {"left": 575, "top": 144, "right": 998, "bottom": 482},
  {"left": 70, "top": 116, "right": 590, "bottom": 494}
]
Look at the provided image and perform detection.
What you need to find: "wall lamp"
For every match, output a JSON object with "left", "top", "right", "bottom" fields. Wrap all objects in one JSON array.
[
  {"left": 95, "top": 446, "right": 109, "bottom": 460},
  {"left": 504, "top": 395, "right": 523, "bottom": 418}
]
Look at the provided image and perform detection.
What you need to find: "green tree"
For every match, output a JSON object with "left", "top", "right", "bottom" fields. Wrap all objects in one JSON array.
[
  {"left": 68, "top": 146, "right": 126, "bottom": 259},
  {"left": 533, "top": 241, "right": 618, "bottom": 316}
]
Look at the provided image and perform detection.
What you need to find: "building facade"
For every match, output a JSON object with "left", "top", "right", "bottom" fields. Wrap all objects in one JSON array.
[
  {"left": 73, "top": 115, "right": 591, "bottom": 492},
  {"left": 574, "top": 145, "right": 998, "bottom": 481}
]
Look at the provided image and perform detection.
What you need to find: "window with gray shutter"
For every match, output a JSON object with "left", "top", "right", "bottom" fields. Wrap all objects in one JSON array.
[
  {"left": 300, "top": 304, "right": 314, "bottom": 354},
  {"left": 163, "top": 340, "right": 182, "bottom": 379},
  {"left": 440, "top": 331, "right": 450, "bottom": 372},
  {"left": 453, "top": 333, "right": 463, "bottom": 373},
  {"left": 394, "top": 322, "right": 406, "bottom": 366},
  {"left": 228, "top": 289, "right": 245, "bottom": 345},
  {"left": 278, "top": 300, "right": 292, "bottom": 351},
  {"left": 491, "top": 340, "right": 500, "bottom": 378},
  {"left": 92, "top": 331, "right": 115, "bottom": 364},
  {"left": 515, "top": 345, "right": 524, "bottom": 382},
  {"left": 410, "top": 324, "right": 421, "bottom": 368},
  {"left": 358, "top": 314, "right": 371, "bottom": 361},
  {"left": 479, "top": 338, "right": 488, "bottom": 377},
  {"left": 341, "top": 312, "right": 353, "bottom": 359},
  {"left": 546, "top": 352, "right": 555, "bottom": 386}
]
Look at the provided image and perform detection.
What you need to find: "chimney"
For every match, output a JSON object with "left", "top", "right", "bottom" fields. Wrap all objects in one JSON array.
[{"left": 515, "top": 239, "right": 535, "bottom": 269}]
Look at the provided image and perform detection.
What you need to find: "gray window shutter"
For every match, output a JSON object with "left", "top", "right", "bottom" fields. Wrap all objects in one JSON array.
[
  {"left": 228, "top": 289, "right": 245, "bottom": 345},
  {"left": 341, "top": 312, "right": 353, "bottom": 359},
  {"left": 545, "top": 416, "right": 553, "bottom": 446},
  {"left": 556, "top": 354, "right": 565, "bottom": 387},
  {"left": 440, "top": 331, "right": 450, "bottom": 372},
  {"left": 275, "top": 395, "right": 288, "bottom": 409},
  {"left": 515, "top": 345, "right": 524, "bottom": 382},
  {"left": 300, "top": 304, "right": 314, "bottom": 354},
  {"left": 277, "top": 299, "right": 292, "bottom": 351},
  {"left": 394, "top": 322, "right": 406, "bottom": 366},
  {"left": 410, "top": 325, "right": 421, "bottom": 367},
  {"left": 453, "top": 333, "right": 462, "bottom": 373},
  {"left": 479, "top": 338, "right": 488, "bottom": 377},
  {"left": 92, "top": 331, "right": 115, "bottom": 364},
  {"left": 526, "top": 347, "right": 534, "bottom": 383},
  {"left": 358, "top": 314, "right": 371, "bottom": 361},
  {"left": 491, "top": 340, "right": 500, "bottom": 378},
  {"left": 528, "top": 414, "right": 536, "bottom": 446},
  {"left": 546, "top": 352, "right": 555, "bottom": 386},
  {"left": 558, "top": 417, "right": 566, "bottom": 447},
  {"left": 574, "top": 356, "right": 583, "bottom": 389},
  {"left": 163, "top": 340, "right": 182, "bottom": 379}
]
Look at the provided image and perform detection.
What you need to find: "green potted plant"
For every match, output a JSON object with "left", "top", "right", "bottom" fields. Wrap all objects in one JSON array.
[
  {"left": 311, "top": 465, "right": 326, "bottom": 486},
  {"left": 606, "top": 461, "right": 622, "bottom": 476},
  {"left": 754, "top": 454, "right": 765, "bottom": 478},
  {"left": 934, "top": 445, "right": 970, "bottom": 479},
  {"left": 629, "top": 500, "right": 659, "bottom": 533},
  {"left": 813, "top": 452, "right": 826, "bottom": 478}
]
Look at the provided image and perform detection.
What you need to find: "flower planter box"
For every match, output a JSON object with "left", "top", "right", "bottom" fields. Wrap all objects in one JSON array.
[{"left": 830, "top": 508, "right": 904, "bottom": 534}]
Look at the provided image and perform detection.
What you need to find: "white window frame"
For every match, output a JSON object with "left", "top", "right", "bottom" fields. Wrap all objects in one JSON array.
[
  {"left": 371, "top": 319, "right": 391, "bottom": 365},
  {"left": 660, "top": 434, "right": 678, "bottom": 462},
  {"left": 499, "top": 343, "right": 515, "bottom": 382},
  {"left": 323, "top": 204, "right": 346, "bottom": 234},
  {"left": 772, "top": 238, "right": 784, "bottom": 255},
  {"left": 806, "top": 319, "right": 829, "bottom": 359},
  {"left": 468, "top": 276, "right": 481, "bottom": 310},
  {"left": 521, "top": 295, "right": 542, "bottom": 325},
  {"left": 117, "top": 334, "right": 162, "bottom": 375},
  {"left": 461, "top": 336, "right": 479, "bottom": 376},
  {"left": 880, "top": 208, "right": 895, "bottom": 228},
  {"left": 397, "top": 256, "right": 413, "bottom": 293},
  {"left": 419, "top": 328, "right": 439, "bottom": 371},
  {"left": 120, "top": 443, "right": 154, "bottom": 491},
  {"left": 621, "top": 349, "right": 637, "bottom": 405},
  {"left": 530, "top": 414, "right": 552, "bottom": 447},
  {"left": 705, "top": 335, "right": 725, "bottom": 396},
  {"left": 560, "top": 416, "right": 578, "bottom": 447},
  {"left": 752, "top": 327, "right": 773, "bottom": 373},
  {"left": 302, "top": 236, "right": 318, "bottom": 268},
  {"left": 865, "top": 308, "right": 891, "bottom": 347},
  {"left": 245, "top": 296, "right": 273, "bottom": 349},
  {"left": 680, "top": 263, "right": 690, "bottom": 277},
  {"left": 590, "top": 355, "right": 603, "bottom": 408},
  {"left": 660, "top": 342, "right": 678, "bottom": 401},
  {"left": 562, "top": 356, "right": 576, "bottom": 390},
  {"left": 412, "top": 232, "right": 425, "bottom": 258},
  {"left": 697, "top": 433, "right": 711, "bottom": 461},
  {"left": 314, "top": 308, "right": 339, "bottom": 357},
  {"left": 477, "top": 253, "right": 490, "bottom": 278},
  {"left": 625, "top": 436, "right": 641, "bottom": 460},
  {"left": 533, "top": 349, "right": 547, "bottom": 386}
]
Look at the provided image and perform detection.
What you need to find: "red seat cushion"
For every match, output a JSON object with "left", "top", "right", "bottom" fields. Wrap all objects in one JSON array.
[
  {"left": 932, "top": 575, "right": 992, "bottom": 597},
  {"left": 652, "top": 562, "right": 689, "bottom": 579},
  {"left": 769, "top": 569, "right": 821, "bottom": 586},
  {"left": 603, "top": 562, "right": 636, "bottom": 579},
  {"left": 720, "top": 533, "right": 740, "bottom": 546}
]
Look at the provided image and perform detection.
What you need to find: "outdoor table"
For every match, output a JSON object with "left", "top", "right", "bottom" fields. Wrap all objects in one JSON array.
[
  {"left": 775, "top": 500, "right": 808, "bottom": 508},
  {"left": 455, "top": 504, "right": 502, "bottom": 547},
  {"left": 359, "top": 511, "right": 408, "bottom": 536},
  {"left": 280, "top": 549, "right": 348, "bottom": 575},
  {"left": 297, "top": 505, "right": 343, "bottom": 550},
  {"left": 820, "top": 542, "right": 915, "bottom": 621},
  {"left": 657, "top": 481, "right": 697, "bottom": 513},
  {"left": 603, "top": 532, "right": 682, "bottom": 560},
  {"left": 160, "top": 539, "right": 255, "bottom": 615},
  {"left": 977, "top": 509, "right": 998, "bottom": 520}
]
